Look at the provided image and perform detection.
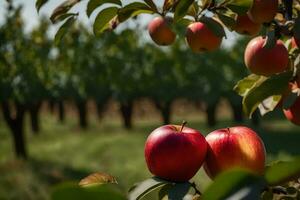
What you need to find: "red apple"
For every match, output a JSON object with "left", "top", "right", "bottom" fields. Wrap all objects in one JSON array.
[
  {"left": 292, "top": 37, "right": 300, "bottom": 49},
  {"left": 244, "top": 36, "right": 289, "bottom": 76},
  {"left": 248, "top": 0, "right": 278, "bottom": 23},
  {"left": 283, "top": 97, "right": 300, "bottom": 125},
  {"left": 144, "top": 124, "right": 207, "bottom": 182},
  {"left": 234, "top": 15, "right": 261, "bottom": 36},
  {"left": 291, "top": 37, "right": 298, "bottom": 49},
  {"left": 148, "top": 16, "right": 176, "bottom": 46},
  {"left": 186, "top": 22, "right": 222, "bottom": 52},
  {"left": 204, "top": 126, "right": 266, "bottom": 179}
]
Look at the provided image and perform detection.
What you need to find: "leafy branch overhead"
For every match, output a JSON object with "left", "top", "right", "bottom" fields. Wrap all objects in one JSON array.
[{"left": 36, "top": 0, "right": 300, "bottom": 121}]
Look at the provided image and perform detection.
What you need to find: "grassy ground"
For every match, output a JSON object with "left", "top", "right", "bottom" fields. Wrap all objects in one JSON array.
[{"left": 0, "top": 108, "right": 300, "bottom": 200}]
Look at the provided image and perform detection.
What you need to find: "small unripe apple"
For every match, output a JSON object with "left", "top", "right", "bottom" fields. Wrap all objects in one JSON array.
[
  {"left": 204, "top": 126, "right": 266, "bottom": 178},
  {"left": 144, "top": 124, "right": 207, "bottom": 182},
  {"left": 234, "top": 15, "right": 261, "bottom": 36},
  {"left": 186, "top": 22, "right": 222, "bottom": 52},
  {"left": 248, "top": 0, "right": 278, "bottom": 23},
  {"left": 244, "top": 36, "right": 289, "bottom": 76},
  {"left": 148, "top": 16, "right": 176, "bottom": 46},
  {"left": 283, "top": 97, "right": 300, "bottom": 125}
]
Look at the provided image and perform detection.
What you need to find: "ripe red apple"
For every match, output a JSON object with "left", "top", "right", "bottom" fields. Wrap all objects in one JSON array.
[
  {"left": 234, "top": 15, "right": 261, "bottom": 36},
  {"left": 291, "top": 37, "right": 298, "bottom": 49},
  {"left": 204, "top": 126, "right": 266, "bottom": 179},
  {"left": 144, "top": 124, "right": 207, "bottom": 182},
  {"left": 283, "top": 97, "right": 300, "bottom": 125},
  {"left": 292, "top": 37, "right": 300, "bottom": 49},
  {"left": 148, "top": 16, "right": 176, "bottom": 46},
  {"left": 248, "top": 0, "right": 278, "bottom": 23},
  {"left": 244, "top": 36, "right": 289, "bottom": 76},
  {"left": 186, "top": 21, "right": 222, "bottom": 52}
]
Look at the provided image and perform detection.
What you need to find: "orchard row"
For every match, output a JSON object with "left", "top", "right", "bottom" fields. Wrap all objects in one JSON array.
[{"left": 0, "top": 8, "right": 252, "bottom": 159}]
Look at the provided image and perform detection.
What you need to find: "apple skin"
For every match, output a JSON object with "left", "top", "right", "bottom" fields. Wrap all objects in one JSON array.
[
  {"left": 292, "top": 37, "right": 300, "bottom": 49},
  {"left": 144, "top": 125, "right": 207, "bottom": 182},
  {"left": 186, "top": 22, "right": 222, "bottom": 52},
  {"left": 234, "top": 15, "right": 261, "bottom": 36},
  {"left": 148, "top": 16, "right": 176, "bottom": 46},
  {"left": 291, "top": 38, "right": 298, "bottom": 49},
  {"left": 283, "top": 97, "right": 300, "bottom": 125},
  {"left": 244, "top": 36, "right": 289, "bottom": 76},
  {"left": 204, "top": 126, "right": 266, "bottom": 179},
  {"left": 248, "top": 0, "right": 278, "bottom": 23}
]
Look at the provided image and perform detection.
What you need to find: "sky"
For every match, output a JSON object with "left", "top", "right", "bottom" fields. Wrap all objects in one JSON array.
[{"left": 0, "top": 0, "right": 237, "bottom": 47}]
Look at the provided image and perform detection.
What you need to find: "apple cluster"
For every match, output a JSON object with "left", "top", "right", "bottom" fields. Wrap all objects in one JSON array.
[
  {"left": 144, "top": 123, "right": 266, "bottom": 182},
  {"left": 147, "top": 0, "right": 300, "bottom": 126},
  {"left": 147, "top": 0, "right": 280, "bottom": 52}
]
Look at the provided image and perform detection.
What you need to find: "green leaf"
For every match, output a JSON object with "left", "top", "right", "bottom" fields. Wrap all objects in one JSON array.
[
  {"left": 163, "top": 0, "right": 176, "bottom": 13},
  {"left": 50, "top": 0, "right": 81, "bottom": 23},
  {"left": 265, "top": 158, "right": 300, "bottom": 185},
  {"left": 215, "top": 7, "right": 238, "bottom": 30},
  {"left": 283, "top": 90, "right": 300, "bottom": 109},
  {"left": 54, "top": 16, "right": 76, "bottom": 45},
  {"left": 263, "top": 30, "right": 276, "bottom": 49},
  {"left": 227, "top": 0, "right": 253, "bottom": 15},
  {"left": 79, "top": 172, "right": 118, "bottom": 187},
  {"left": 294, "top": 17, "right": 300, "bottom": 40},
  {"left": 128, "top": 177, "right": 172, "bottom": 200},
  {"left": 200, "top": 0, "right": 212, "bottom": 10},
  {"left": 51, "top": 182, "right": 126, "bottom": 200},
  {"left": 199, "top": 16, "right": 226, "bottom": 38},
  {"left": 174, "top": 0, "right": 194, "bottom": 22},
  {"left": 118, "top": 2, "right": 154, "bottom": 22},
  {"left": 55, "top": 13, "right": 78, "bottom": 22},
  {"left": 36, "top": 0, "right": 49, "bottom": 12},
  {"left": 242, "top": 71, "right": 292, "bottom": 118},
  {"left": 86, "top": 0, "right": 122, "bottom": 17},
  {"left": 234, "top": 74, "right": 263, "bottom": 96},
  {"left": 93, "top": 7, "right": 119, "bottom": 36},
  {"left": 158, "top": 184, "right": 174, "bottom": 199},
  {"left": 258, "top": 95, "right": 281, "bottom": 116},
  {"left": 168, "top": 182, "right": 192, "bottom": 200},
  {"left": 143, "top": 0, "right": 158, "bottom": 13},
  {"left": 202, "top": 169, "right": 266, "bottom": 200}
]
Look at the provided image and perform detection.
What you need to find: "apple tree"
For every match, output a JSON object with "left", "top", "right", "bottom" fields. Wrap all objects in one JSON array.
[
  {"left": 0, "top": 7, "right": 52, "bottom": 158},
  {"left": 35, "top": 0, "right": 300, "bottom": 199}
]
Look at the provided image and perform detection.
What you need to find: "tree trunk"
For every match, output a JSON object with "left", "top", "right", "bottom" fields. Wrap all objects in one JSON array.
[
  {"left": 76, "top": 100, "right": 88, "bottom": 129},
  {"left": 228, "top": 98, "right": 244, "bottom": 123},
  {"left": 205, "top": 101, "right": 218, "bottom": 127},
  {"left": 1, "top": 101, "right": 27, "bottom": 159},
  {"left": 154, "top": 101, "right": 172, "bottom": 125},
  {"left": 58, "top": 100, "right": 65, "bottom": 123},
  {"left": 120, "top": 100, "right": 133, "bottom": 130},
  {"left": 48, "top": 100, "right": 55, "bottom": 114},
  {"left": 11, "top": 122, "right": 27, "bottom": 158},
  {"left": 96, "top": 101, "right": 106, "bottom": 121},
  {"left": 29, "top": 102, "right": 42, "bottom": 134}
]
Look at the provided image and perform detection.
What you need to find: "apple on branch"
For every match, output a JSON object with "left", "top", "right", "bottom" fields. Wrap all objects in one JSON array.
[
  {"left": 234, "top": 14, "right": 261, "bottom": 36},
  {"left": 244, "top": 36, "right": 289, "bottom": 76},
  {"left": 144, "top": 122, "right": 207, "bottom": 182},
  {"left": 148, "top": 16, "right": 176, "bottom": 46},
  {"left": 185, "top": 21, "right": 223, "bottom": 53},
  {"left": 248, "top": 0, "right": 278, "bottom": 24},
  {"left": 204, "top": 126, "right": 266, "bottom": 179}
]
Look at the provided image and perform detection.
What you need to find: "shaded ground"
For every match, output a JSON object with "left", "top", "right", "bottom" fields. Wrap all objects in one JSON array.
[{"left": 0, "top": 110, "right": 299, "bottom": 200}]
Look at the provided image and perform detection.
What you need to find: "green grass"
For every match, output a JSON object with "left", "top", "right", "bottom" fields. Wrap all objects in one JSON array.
[{"left": 0, "top": 111, "right": 300, "bottom": 200}]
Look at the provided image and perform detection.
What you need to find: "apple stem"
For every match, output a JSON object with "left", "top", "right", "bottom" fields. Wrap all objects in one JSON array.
[{"left": 179, "top": 120, "right": 187, "bottom": 133}]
